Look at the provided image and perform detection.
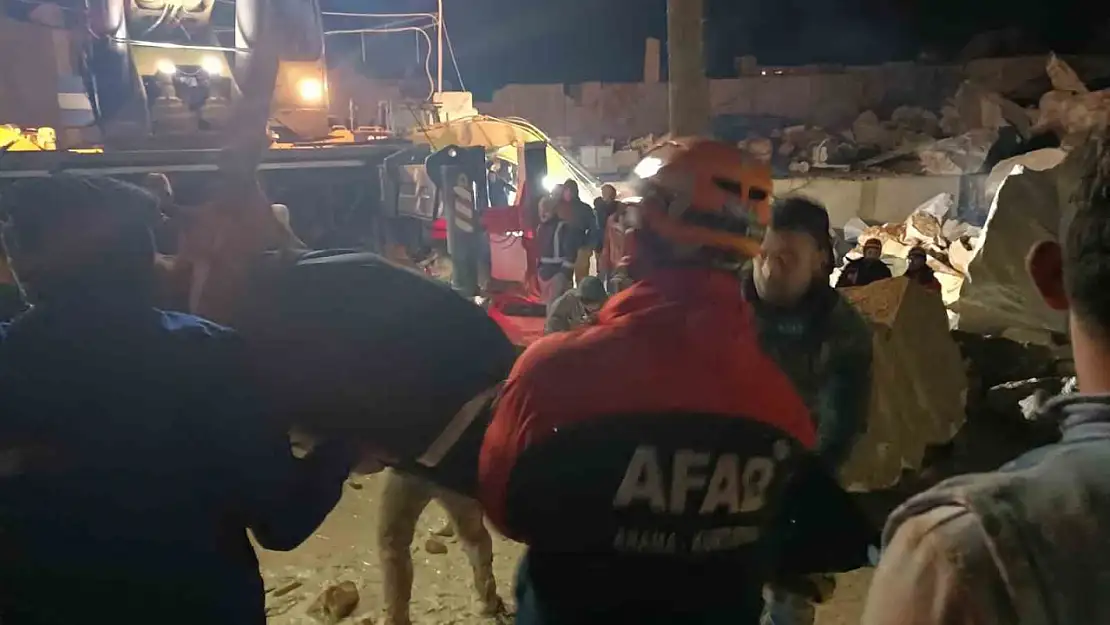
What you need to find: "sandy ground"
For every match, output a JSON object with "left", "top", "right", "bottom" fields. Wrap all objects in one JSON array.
[{"left": 259, "top": 472, "right": 875, "bottom": 625}]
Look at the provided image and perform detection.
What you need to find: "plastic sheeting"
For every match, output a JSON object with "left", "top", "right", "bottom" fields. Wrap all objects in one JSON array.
[{"left": 839, "top": 277, "right": 969, "bottom": 491}]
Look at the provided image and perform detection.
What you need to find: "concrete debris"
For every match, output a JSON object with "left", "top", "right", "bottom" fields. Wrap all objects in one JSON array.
[
  {"left": 915, "top": 129, "right": 996, "bottom": 175},
  {"left": 834, "top": 193, "right": 981, "bottom": 312},
  {"left": 424, "top": 538, "right": 449, "bottom": 555},
  {"left": 308, "top": 581, "right": 361, "bottom": 624},
  {"left": 891, "top": 106, "right": 940, "bottom": 136},
  {"left": 271, "top": 579, "right": 304, "bottom": 598},
  {"left": 842, "top": 217, "right": 870, "bottom": 243},
  {"left": 1035, "top": 89, "right": 1110, "bottom": 139},
  {"left": 1047, "top": 53, "right": 1089, "bottom": 94}
]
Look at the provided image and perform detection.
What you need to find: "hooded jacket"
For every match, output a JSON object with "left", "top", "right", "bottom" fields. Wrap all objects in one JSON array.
[
  {"left": 742, "top": 271, "right": 873, "bottom": 469},
  {"left": 0, "top": 305, "right": 352, "bottom": 625}
]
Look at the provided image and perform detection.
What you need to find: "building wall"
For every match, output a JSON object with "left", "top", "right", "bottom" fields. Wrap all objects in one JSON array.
[
  {"left": 475, "top": 54, "right": 1110, "bottom": 143},
  {"left": 326, "top": 54, "right": 1110, "bottom": 145}
]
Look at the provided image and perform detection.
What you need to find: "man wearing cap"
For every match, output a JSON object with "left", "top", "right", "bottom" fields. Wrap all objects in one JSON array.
[
  {"left": 0, "top": 173, "right": 356, "bottom": 625},
  {"left": 836, "top": 238, "right": 892, "bottom": 288},
  {"left": 743, "top": 196, "right": 875, "bottom": 625},
  {"left": 903, "top": 245, "right": 942, "bottom": 293},
  {"left": 543, "top": 275, "right": 609, "bottom": 334}
]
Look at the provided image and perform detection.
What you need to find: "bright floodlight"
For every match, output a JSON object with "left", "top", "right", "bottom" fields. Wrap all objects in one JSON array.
[
  {"left": 201, "top": 55, "right": 223, "bottom": 76},
  {"left": 632, "top": 156, "right": 663, "bottom": 179},
  {"left": 542, "top": 175, "right": 560, "bottom": 192},
  {"left": 297, "top": 77, "right": 324, "bottom": 103},
  {"left": 155, "top": 59, "right": 177, "bottom": 75}
]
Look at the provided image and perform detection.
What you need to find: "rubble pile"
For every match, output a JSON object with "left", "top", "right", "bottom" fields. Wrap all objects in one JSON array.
[
  {"left": 731, "top": 54, "right": 1110, "bottom": 176},
  {"left": 833, "top": 192, "right": 982, "bottom": 316}
]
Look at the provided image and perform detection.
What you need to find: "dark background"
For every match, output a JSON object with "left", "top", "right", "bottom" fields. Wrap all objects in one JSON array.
[
  {"left": 10, "top": 0, "right": 1108, "bottom": 98},
  {"left": 318, "top": 0, "right": 1110, "bottom": 98}
]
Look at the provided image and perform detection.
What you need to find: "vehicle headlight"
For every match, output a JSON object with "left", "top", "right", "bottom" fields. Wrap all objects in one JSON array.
[
  {"left": 297, "top": 77, "right": 324, "bottom": 103},
  {"left": 201, "top": 55, "right": 223, "bottom": 76},
  {"left": 155, "top": 59, "right": 177, "bottom": 76}
]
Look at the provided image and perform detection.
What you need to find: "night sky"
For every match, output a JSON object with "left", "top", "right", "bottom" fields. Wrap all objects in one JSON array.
[{"left": 314, "top": 0, "right": 1107, "bottom": 97}]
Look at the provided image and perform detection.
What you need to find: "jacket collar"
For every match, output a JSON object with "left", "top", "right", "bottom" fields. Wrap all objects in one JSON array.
[
  {"left": 599, "top": 267, "right": 746, "bottom": 324},
  {"left": 1036, "top": 393, "right": 1110, "bottom": 439}
]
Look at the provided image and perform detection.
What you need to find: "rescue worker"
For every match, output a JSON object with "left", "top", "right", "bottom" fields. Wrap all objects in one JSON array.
[
  {"left": 593, "top": 184, "right": 619, "bottom": 283},
  {"left": 860, "top": 153, "right": 1110, "bottom": 624},
  {"left": 0, "top": 173, "right": 356, "bottom": 625},
  {"left": 487, "top": 161, "right": 514, "bottom": 207},
  {"left": 902, "top": 245, "right": 942, "bottom": 292},
  {"left": 836, "top": 238, "right": 892, "bottom": 288},
  {"left": 743, "top": 197, "right": 874, "bottom": 625},
  {"left": 559, "top": 179, "right": 597, "bottom": 285},
  {"left": 543, "top": 275, "right": 608, "bottom": 334},
  {"left": 598, "top": 197, "right": 632, "bottom": 294},
  {"left": 377, "top": 470, "right": 505, "bottom": 625},
  {"left": 536, "top": 196, "right": 577, "bottom": 313},
  {"left": 478, "top": 139, "right": 877, "bottom": 625}
]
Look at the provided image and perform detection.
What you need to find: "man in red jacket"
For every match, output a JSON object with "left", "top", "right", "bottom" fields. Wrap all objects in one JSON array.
[{"left": 477, "top": 139, "right": 876, "bottom": 625}]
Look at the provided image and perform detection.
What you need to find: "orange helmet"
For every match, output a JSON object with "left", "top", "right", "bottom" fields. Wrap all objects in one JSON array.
[{"left": 627, "top": 137, "right": 772, "bottom": 259}]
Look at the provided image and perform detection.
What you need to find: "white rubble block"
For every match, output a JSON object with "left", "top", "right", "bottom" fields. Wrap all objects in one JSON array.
[
  {"left": 953, "top": 148, "right": 1078, "bottom": 342},
  {"left": 936, "top": 272, "right": 964, "bottom": 308},
  {"left": 905, "top": 211, "right": 944, "bottom": 247},
  {"left": 842, "top": 217, "right": 870, "bottom": 243},
  {"left": 947, "top": 237, "right": 977, "bottom": 276},
  {"left": 916, "top": 129, "right": 997, "bottom": 175},
  {"left": 942, "top": 219, "right": 981, "bottom": 242}
]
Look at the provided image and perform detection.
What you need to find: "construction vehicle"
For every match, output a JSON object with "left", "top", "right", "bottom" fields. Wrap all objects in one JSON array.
[
  {"left": 0, "top": 2, "right": 599, "bottom": 344},
  {"left": 0, "top": 0, "right": 330, "bottom": 150}
]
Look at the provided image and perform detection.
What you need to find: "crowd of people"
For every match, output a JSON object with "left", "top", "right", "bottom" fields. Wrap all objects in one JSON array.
[{"left": 0, "top": 135, "right": 1108, "bottom": 625}]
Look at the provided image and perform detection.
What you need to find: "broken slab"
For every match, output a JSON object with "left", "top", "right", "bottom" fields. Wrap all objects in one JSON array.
[
  {"left": 953, "top": 147, "right": 1075, "bottom": 341},
  {"left": 838, "top": 277, "right": 969, "bottom": 491}
]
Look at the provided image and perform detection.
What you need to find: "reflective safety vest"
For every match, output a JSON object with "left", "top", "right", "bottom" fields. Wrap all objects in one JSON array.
[{"left": 538, "top": 221, "right": 574, "bottom": 271}]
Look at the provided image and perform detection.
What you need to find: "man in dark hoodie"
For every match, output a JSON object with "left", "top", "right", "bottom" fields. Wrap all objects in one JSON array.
[
  {"left": 902, "top": 245, "right": 942, "bottom": 293},
  {"left": 0, "top": 173, "right": 355, "bottom": 625},
  {"left": 742, "top": 196, "right": 874, "bottom": 625}
]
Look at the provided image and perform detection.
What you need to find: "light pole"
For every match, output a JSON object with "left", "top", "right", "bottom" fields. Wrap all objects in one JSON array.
[{"left": 436, "top": 0, "right": 444, "bottom": 94}]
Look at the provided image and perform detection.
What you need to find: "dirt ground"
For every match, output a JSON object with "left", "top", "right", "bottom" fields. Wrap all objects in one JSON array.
[{"left": 259, "top": 472, "right": 875, "bottom": 625}]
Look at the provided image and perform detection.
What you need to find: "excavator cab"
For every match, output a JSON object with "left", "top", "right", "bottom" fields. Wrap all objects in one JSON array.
[{"left": 84, "top": 0, "right": 329, "bottom": 148}]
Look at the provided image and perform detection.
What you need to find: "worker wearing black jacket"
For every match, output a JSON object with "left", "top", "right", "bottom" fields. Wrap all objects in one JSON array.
[
  {"left": 836, "top": 238, "right": 892, "bottom": 288},
  {"left": 0, "top": 174, "right": 356, "bottom": 625}
]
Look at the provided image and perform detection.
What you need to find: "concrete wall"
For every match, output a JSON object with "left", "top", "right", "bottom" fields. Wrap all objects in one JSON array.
[
  {"left": 474, "top": 54, "right": 1110, "bottom": 144},
  {"left": 776, "top": 175, "right": 965, "bottom": 229},
  {"left": 325, "top": 54, "right": 1110, "bottom": 148}
]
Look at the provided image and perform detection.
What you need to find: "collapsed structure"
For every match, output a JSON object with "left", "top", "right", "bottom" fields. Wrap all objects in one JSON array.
[
  {"left": 730, "top": 53, "right": 1110, "bottom": 178},
  {"left": 821, "top": 56, "right": 1110, "bottom": 492}
]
